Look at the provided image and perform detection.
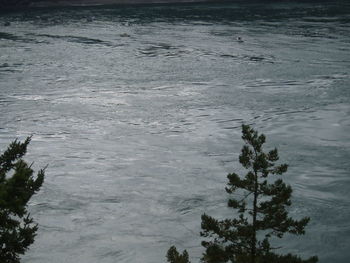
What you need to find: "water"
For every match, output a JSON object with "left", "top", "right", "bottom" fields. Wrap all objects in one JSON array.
[{"left": 0, "top": 1, "right": 349, "bottom": 262}]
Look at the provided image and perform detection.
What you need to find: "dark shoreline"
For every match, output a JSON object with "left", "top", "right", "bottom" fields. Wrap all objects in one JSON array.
[
  {"left": 0, "top": 0, "right": 232, "bottom": 11},
  {"left": 0, "top": 0, "right": 341, "bottom": 13},
  {"left": 32, "top": 0, "right": 219, "bottom": 7}
]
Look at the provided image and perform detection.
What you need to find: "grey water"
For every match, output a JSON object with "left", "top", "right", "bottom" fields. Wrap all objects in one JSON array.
[{"left": 0, "top": 1, "right": 349, "bottom": 262}]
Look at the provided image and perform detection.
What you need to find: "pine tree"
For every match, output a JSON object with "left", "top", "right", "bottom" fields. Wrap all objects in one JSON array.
[
  {"left": 0, "top": 137, "right": 45, "bottom": 263},
  {"left": 167, "top": 246, "right": 191, "bottom": 263},
  {"left": 200, "top": 124, "right": 318, "bottom": 263}
]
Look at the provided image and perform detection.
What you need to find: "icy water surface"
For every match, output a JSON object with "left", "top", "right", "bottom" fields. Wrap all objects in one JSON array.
[{"left": 0, "top": 1, "right": 350, "bottom": 262}]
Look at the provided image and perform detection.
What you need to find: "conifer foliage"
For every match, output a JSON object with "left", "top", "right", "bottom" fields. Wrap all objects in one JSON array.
[
  {"left": 0, "top": 137, "right": 45, "bottom": 263},
  {"left": 167, "top": 246, "right": 191, "bottom": 263},
  {"left": 200, "top": 125, "right": 318, "bottom": 263}
]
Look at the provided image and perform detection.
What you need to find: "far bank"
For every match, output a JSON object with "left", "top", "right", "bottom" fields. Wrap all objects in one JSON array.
[{"left": 0, "top": 0, "right": 230, "bottom": 11}]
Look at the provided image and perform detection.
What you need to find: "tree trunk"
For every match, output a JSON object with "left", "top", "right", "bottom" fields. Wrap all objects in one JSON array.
[{"left": 251, "top": 169, "right": 258, "bottom": 263}]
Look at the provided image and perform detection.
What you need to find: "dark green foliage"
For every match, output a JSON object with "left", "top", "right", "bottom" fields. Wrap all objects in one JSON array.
[
  {"left": 0, "top": 137, "right": 45, "bottom": 263},
  {"left": 200, "top": 125, "right": 318, "bottom": 263},
  {"left": 167, "top": 246, "right": 191, "bottom": 263}
]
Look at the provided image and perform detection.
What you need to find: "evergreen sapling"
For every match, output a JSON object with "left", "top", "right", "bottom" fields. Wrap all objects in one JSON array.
[
  {"left": 0, "top": 137, "right": 45, "bottom": 263},
  {"left": 200, "top": 125, "right": 318, "bottom": 263}
]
